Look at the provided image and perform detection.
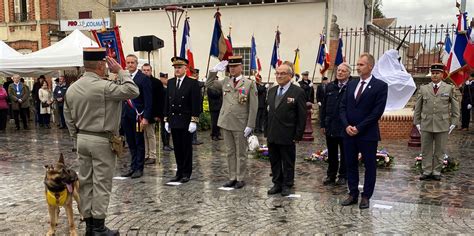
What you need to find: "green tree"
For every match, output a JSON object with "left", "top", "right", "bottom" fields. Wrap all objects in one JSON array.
[{"left": 373, "top": 0, "right": 385, "bottom": 18}]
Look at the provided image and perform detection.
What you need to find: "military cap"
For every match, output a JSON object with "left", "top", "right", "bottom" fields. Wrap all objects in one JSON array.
[
  {"left": 159, "top": 72, "right": 168, "bottom": 78},
  {"left": 171, "top": 56, "right": 189, "bottom": 66},
  {"left": 301, "top": 71, "right": 309, "bottom": 76},
  {"left": 228, "top": 55, "right": 243, "bottom": 66},
  {"left": 83, "top": 47, "right": 106, "bottom": 61},
  {"left": 193, "top": 68, "right": 200, "bottom": 73},
  {"left": 430, "top": 63, "right": 444, "bottom": 72}
]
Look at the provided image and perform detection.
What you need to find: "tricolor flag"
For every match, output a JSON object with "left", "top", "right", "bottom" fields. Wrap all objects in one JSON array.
[
  {"left": 209, "top": 11, "right": 233, "bottom": 60},
  {"left": 270, "top": 29, "right": 282, "bottom": 69},
  {"left": 293, "top": 48, "right": 301, "bottom": 76},
  {"left": 334, "top": 38, "right": 344, "bottom": 66},
  {"left": 317, "top": 35, "right": 330, "bottom": 75},
  {"left": 180, "top": 17, "right": 194, "bottom": 76},
  {"left": 441, "top": 34, "right": 452, "bottom": 65},
  {"left": 463, "top": 24, "right": 474, "bottom": 68},
  {"left": 446, "top": 12, "right": 469, "bottom": 86},
  {"left": 250, "top": 35, "right": 261, "bottom": 73}
]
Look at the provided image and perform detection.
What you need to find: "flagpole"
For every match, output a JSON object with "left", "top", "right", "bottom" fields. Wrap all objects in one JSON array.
[
  {"left": 205, "top": 55, "right": 211, "bottom": 79},
  {"left": 311, "top": 35, "right": 323, "bottom": 83}
]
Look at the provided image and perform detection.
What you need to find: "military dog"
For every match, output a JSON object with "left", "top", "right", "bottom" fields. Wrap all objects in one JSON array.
[{"left": 44, "top": 154, "right": 82, "bottom": 236}]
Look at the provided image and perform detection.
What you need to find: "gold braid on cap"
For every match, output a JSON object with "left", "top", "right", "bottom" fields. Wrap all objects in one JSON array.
[
  {"left": 191, "top": 116, "right": 199, "bottom": 123},
  {"left": 163, "top": 117, "right": 168, "bottom": 122}
]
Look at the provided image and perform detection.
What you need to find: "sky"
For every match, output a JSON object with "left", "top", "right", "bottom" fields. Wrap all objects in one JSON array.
[{"left": 382, "top": 0, "right": 474, "bottom": 26}]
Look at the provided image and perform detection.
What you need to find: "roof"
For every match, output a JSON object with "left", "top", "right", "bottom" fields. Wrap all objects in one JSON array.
[
  {"left": 372, "top": 18, "right": 397, "bottom": 28},
  {"left": 415, "top": 53, "right": 440, "bottom": 68},
  {"left": 113, "top": 0, "right": 271, "bottom": 10},
  {"left": 407, "top": 43, "right": 423, "bottom": 58}
]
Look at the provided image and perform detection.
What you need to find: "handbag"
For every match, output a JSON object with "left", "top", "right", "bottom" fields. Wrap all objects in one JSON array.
[{"left": 41, "top": 102, "right": 50, "bottom": 108}]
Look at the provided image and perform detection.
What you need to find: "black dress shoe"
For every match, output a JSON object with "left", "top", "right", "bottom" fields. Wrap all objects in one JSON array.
[
  {"left": 323, "top": 177, "right": 336, "bottom": 186},
  {"left": 267, "top": 185, "right": 282, "bottom": 195},
  {"left": 432, "top": 175, "right": 441, "bottom": 181},
  {"left": 169, "top": 175, "right": 182, "bottom": 182},
  {"left": 234, "top": 181, "right": 245, "bottom": 189},
  {"left": 419, "top": 174, "right": 431, "bottom": 181},
  {"left": 335, "top": 178, "right": 347, "bottom": 186},
  {"left": 131, "top": 170, "right": 143, "bottom": 179},
  {"left": 341, "top": 195, "right": 358, "bottom": 206},
  {"left": 359, "top": 197, "right": 370, "bottom": 209},
  {"left": 163, "top": 146, "right": 173, "bottom": 151},
  {"left": 281, "top": 187, "right": 291, "bottom": 197},
  {"left": 180, "top": 177, "right": 190, "bottom": 183},
  {"left": 192, "top": 140, "right": 203, "bottom": 145},
  {"left": 121, "top": 170, "right": 134, "bottom": 177},
  {"left": 223, "top": 180, "right": 237, "bottom": 187},
  {"left": 144, "top": 158, "right": 156, "bottom": 165},
  {"left": 217, "top": 136, "right": 224, "bottom": 140}
]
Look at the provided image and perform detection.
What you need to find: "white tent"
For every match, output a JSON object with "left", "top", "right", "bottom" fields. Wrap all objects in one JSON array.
[
  {"left": 0, "top": 40, "right": 22, "bottom": 58},
  {"left": 0, "top": 29, "right": 98, "bottom": 77}
]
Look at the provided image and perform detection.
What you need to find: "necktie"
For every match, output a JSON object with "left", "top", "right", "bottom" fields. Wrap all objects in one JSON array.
[
  {"left": 177, "top": 79, "right": 181, "bottom": 89},
  {"left": 278, "top": 87, "right": 284, "bottom": 96},
  {"left": 339, "top": 83, "right": 344, "bottom": 89},
  {"left": 433, "top": 84, "right": 439, "bottom": 94},
  {"left": 233, "top": 77, "right": 238, "bottom": 87},
  {"left": 355, "top": 81, "right": 366, "bottom": 101}
]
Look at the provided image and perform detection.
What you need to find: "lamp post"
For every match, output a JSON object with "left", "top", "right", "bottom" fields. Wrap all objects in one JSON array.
[{"left": 165, "top": 6, "right": 185, "bottom": 58}]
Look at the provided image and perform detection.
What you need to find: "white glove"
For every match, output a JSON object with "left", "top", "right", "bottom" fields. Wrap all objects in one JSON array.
[
  {"left": 416, "top": 124, "right": 421, "bottom": 133},
  {"left": 211, "top": 60, "right": 228, "bottom": 72},
  {"left": 317, "top": 102, "right": 322, "bottom": 106},
  {"left": 468, "top": 104, "right": 472, "bottom": 110},
  {"left": 188, "top": 122, "right": 197, "bottom": 133},
  {"left": 265, "top": 83, "right": 270, "bottom": 88},
  {"left": 244, "top": 127, "right": 253, "bottom": 138},
  {"left": 165, "top": 122, "right": 171, "bottom": 133},
  {"left": 448, "top": 125, "right": 456, "bottom": 134}
]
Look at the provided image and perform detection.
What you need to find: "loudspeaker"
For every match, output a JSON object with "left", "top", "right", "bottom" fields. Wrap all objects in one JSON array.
[{"left": 133, "top": 35, "right": 164, "bottom": 52}]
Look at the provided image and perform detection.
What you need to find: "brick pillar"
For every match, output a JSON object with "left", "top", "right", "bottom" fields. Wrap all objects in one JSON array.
[
  {"left": 28, "top": 0, "right": 35, "bottom": 21},
  {"left": 40, "top": 24, "right": 51, "bottom": 47},
  {"left": 40, "top": 0, "right": 57, "bottom": 20},
  {"left": 0, "top": 0, "right": 5, "bottom": 22},
  {"left": 9, "top": 0, "right": 14, "bottom": 22}
]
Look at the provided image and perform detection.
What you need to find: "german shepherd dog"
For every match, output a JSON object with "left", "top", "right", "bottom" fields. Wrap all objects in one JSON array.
[{"left": 44, "top": 154, "right": 82, "bottom": 236}]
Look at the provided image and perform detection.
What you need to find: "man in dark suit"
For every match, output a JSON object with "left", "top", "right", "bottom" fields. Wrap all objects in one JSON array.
[
  {"left": 207, "top": 78, "right": 223, "bottom": 141},
  {"left": 191, "top": 68, "right": 204, "bottom": 145},
  {"left": 142, "top": 63, "right": 164, "bottom": 165},
  {"left": 340, "top": 53, "right": 388, "bottom": 209},
  {"left": 316, "top": 76, "right": 328, "bottom": 107},
  {"left": 255, "top": 74, "right": 267, "bottom": 134},
  {"left": 121, "top": 54, "right": 153, "bottom": 179},
  {"left": 320, "top": 63, "right": 351, "bottom": 186},
  {"left": 265, "top": 62, "right": 307, "bottom": 196},
  {"left": 164, "top": 57, "right": 201, "bottom": 183},
  {"left": 298, "top": 71, "right": 315, "bottom": 104},
  {"left": 159, "top": 73, "right": 173, "bottom": 151},
  {"left": 460, "top": 74, "right": 473, "bottom": 131}
]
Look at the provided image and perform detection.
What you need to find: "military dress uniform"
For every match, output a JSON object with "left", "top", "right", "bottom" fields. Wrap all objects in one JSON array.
[
  {"left": 414, "top": 63, "right": 460, "bottom": 179},
  {"left": 164, "top": 57, "right": 201, "bottom": 182},
  {"left": 206, "top": 56, "right": 258, "bottom": 188},
  {"left": 63, "top": 48, "right": 139, "bottom": 233}
]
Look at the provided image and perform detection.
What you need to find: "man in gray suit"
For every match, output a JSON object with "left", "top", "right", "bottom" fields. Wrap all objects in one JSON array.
[
  {"left": 206, "top": 56, "right": 258, "bottom": 189},
  {"left": 414, "top": 63, "right": 459, "bottom": 181}
]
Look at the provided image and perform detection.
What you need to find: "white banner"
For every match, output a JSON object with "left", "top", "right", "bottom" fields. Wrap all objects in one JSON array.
[{"left": 60, "top": 18, "right": 110, "bottom": 31}]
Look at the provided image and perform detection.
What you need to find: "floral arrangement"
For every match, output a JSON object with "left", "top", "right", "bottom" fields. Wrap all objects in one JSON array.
[
  {"left": 254, "top": 145, "right": 269, "bottom": 160},
  {"left": 372, "top": 147, "right": 393, "bottom": 168},
  {"left": 414, "top": 154, "right": 459, "bottom": 173},
  {"left": 304, "top": 149, "right": 328, "bottom": 162}
]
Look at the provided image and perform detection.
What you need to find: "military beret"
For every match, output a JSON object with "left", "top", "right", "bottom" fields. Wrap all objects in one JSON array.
[
  {"left": 430, "top": 63, "right": 444, "bottom": 72},
  {"left": 301, "top": 71, "right": 309, "bottom": 75},
  {"left": 228, "top": 55, "right": 243, "bottom": 66},
  {"left": 171, "top": 56, "right": 188, "bottom": 66},
  {"left": 83, "top": 47, "right": 106, "bottom": 61},
  {"left": 159, "top": 72, "right": 168, "bottom": 78}
]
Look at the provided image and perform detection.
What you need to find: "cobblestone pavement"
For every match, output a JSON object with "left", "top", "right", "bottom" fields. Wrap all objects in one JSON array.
[{"left": 0, "top": 123, "right": 474, "bottom": 235}]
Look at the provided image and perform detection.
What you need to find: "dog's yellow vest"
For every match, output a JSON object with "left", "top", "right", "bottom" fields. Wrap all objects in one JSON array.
[{"left": 46, "top": 189, "right": 68, "bottom": 206}]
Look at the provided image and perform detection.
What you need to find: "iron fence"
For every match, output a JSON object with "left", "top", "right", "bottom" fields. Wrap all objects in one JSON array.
[{"left": 340, "top": 23, "right": 458, "bottom": 76}]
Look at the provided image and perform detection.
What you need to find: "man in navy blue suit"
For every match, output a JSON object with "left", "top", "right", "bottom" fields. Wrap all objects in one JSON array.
[
  {"left": 121, "top": 54, "right": 153, "bottom": 179},
  {"left": 340, "top": 53, "right": 388, "bottom": 209}
]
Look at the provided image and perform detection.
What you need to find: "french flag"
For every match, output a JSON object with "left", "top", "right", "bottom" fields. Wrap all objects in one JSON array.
[
  {"left": 250, "top": 35, "right": 261, "bottom": 73},
  {"left": 209, "top": 11, "right": 233, "bottom": 61},
  {"left": 441, "top": 34, "right": 452, "bottom": 65},
  {"left": 463, "top": 22, "right": 474, "bottom": 69},
  {"left": 180, "top": 17, "right": 194, "bottom": 76},
  {"left": 270, "top": 29, "right": 282, "bottom": 69},
  {"left": 446, "top": 12, "right": 469, "bottom": 86}
]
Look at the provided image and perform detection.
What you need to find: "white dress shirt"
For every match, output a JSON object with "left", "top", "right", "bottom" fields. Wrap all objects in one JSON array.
[{"left": 354, "top": 75, "right": 372, "bottom": 99}]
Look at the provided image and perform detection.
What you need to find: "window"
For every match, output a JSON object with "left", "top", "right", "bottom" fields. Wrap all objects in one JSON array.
[
  {"left": 232, "top": 47, "right": 251, "bottom": 76},
  {"left": 14, "top": 0, "right": 28, "bottom": 22},
  {"left": 78, "top": 11, "right": 92, "bottom": 19}
]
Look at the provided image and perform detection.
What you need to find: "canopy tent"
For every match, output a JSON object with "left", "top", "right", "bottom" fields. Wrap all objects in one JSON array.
[
  {"left": 0, "top": 29, "right": 98, "bottom": 77},
  {"left": 0, "top": 40, "right": 23, "bottom": 58}
]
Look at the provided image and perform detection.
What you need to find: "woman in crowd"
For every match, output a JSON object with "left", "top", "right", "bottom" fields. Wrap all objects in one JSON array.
[
  {"left": 0, "top": 84, "right": 8, "bottom": 131},
  {"left": 38, "top": 81, "right": 53, "bottom": 129}
]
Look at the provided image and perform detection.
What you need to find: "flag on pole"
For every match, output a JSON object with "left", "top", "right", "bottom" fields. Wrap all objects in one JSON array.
[
  {"left": 180, "top": 17, "right": 194, "bottom": 76},
  {"left": 334, "top": 38, "right": 344, "bottom": 66},
  {"left": 446, "top": 12, "right": 469, "bottom": 86},
  {"left": 250, "top": 35, "right": 261, "bottom": 73},
  {"left": 293, "top": 48, "right": 301, "bottom": 76},
  {"left": 270, "top": 29, "right": 282, "bottom": 69},
  {"left": 209, "top": 10, "right": 233, "bottom": 60},
  {"left": 317, "top": 35, "right": 330, "bottom": 75},
  {"left": 463, "top": 23, "right": 474, "bottom": 68},
  {"left": 441, "top": 34, "right": 452, "bottom": 65}
]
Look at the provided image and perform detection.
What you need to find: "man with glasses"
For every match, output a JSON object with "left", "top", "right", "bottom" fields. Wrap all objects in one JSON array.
[{"left": 206, "top": 56, "right": 258, "bottom": 189}]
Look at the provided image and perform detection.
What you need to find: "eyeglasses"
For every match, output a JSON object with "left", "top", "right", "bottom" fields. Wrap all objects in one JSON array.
[{"left": 275, "top": 72, "right": 289, "bottom": 76}]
